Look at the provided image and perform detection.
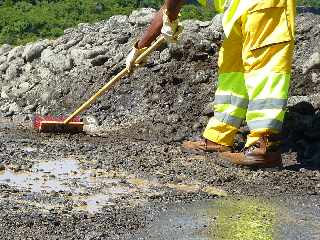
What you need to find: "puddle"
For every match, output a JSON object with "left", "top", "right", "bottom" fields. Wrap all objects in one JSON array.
[
  {"left": 73, "top": 186, "right": 135, "bottom": 213},
  {"left": 0, "top": 159, "right": 96, "bottom": 193},
  {"left": 0, "top": 158, "right": 131, "bottom": 213},
  {"left": 131, "top": 196, "right": 320, "bottom": 240},
  {"left": 35, "top": 159, "right": 79, "bottom": 175}
]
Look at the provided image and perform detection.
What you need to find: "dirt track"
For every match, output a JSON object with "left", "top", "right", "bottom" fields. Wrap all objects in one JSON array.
[{"left": 0, "top": 122, "right": 319, "bottom": 239}]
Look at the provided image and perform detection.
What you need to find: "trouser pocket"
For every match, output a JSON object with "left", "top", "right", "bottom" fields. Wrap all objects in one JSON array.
[{"left": 246, "top": 1, "right": 292, "bottom": 51}]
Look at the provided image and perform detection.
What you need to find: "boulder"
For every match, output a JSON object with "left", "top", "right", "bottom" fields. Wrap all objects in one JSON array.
[
  {"left": 7, "top": 46, "right": 24, "bottom": 62},
  {"left": 303, "top": 51, "right": 320, "bottom": 74},
  {"left": 23, "top": 40, "right": 49, "bottom": 62},
  {"left": 128, "top": 8, "right": 156, "bottom": 26},
  {"left": 0, "top": 62, "right": 9, "bottom": 72},
  {"left": 41, "top": 49, "right": 73, "bottom": 72},
  {"left": 0, "top": 44, "right": 12, "bottom": 56},
  {"left": 4, "top": 58, "right": 24, "bottom": 81},
  {"left": 0, "top": 56, "right": 6, "bottom": 64},
  {"left": 70, "top": 47, "right": 108, "bottom": 65},
  {"left": 8, "top": 102, "right": 20, "bottom": 114}
]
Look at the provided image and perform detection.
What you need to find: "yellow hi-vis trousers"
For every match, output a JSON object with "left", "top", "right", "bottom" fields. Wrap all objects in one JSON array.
[{"left": 203, "top": 0, "right": 296, "bottom": 147}]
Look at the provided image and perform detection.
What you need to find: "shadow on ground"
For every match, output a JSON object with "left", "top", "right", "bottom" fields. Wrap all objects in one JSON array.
[{"left": 281, "top": 102, "right": 320, "bottom": 170}]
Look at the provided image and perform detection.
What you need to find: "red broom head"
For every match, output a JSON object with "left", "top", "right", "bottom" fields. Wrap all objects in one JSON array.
[{"left": 33, "top": 115, "right": 81, "bottom": 130}]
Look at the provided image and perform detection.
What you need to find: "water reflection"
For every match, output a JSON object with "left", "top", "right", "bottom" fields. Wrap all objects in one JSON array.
[{"left": 131, "top": 196, "right": 320, "bottom": 240}]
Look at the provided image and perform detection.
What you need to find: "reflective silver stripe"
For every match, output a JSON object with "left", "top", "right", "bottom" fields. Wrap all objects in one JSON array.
[
  {"left": 214, "top": 95, "right": 249, "bottom": 109},
  {"left": 214, "top": 112, "right": 243, "bottom": 128},
  {"left": 247, "top": 119, "right": 283, "bottom": 131},
  {"left": 248, "top": 99, "right": 287, "bottom": 111}
]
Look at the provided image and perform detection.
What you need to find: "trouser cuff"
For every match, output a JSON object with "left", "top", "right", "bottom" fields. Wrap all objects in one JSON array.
[{"left": 202, "top": 117, "right": 238, "bottom": 147}]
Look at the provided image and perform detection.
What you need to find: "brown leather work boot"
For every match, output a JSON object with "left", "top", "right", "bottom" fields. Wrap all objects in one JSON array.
[
  {"left": 219, "top": 136, "right": 282, "bottom": 168},
  {"left": 182, "top": 138, "right": 231, "bottom": 153}
]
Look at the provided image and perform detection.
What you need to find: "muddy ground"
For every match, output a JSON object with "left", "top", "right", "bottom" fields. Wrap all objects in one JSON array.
[{"left": 0, "top": 121, "right": 319, "bottom": 239}]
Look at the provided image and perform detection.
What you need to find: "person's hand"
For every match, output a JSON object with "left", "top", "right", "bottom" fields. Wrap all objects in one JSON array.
[
  {"left": 161, "top": 9, "right": 183, "bottom": 43},
  {"left": 125, "top": 41, "right": 147, "bottom": 72}
]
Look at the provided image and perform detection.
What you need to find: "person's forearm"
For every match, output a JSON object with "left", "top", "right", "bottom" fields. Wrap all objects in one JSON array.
[
  {"left": 137, "top": 8, "right": 164, "bottom": 49},
  {"left": 137, "top": 0, "right": 185, "bottom": 49}
]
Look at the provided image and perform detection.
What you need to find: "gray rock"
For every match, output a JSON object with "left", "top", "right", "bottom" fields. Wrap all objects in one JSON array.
[
  {"left": 193, "top": 70, "right": 210, "bottom": 84},
  {"left": 0, "top": 44, "right": 12, "bottom": 56},
  {"left": 181, "top": 20, "right": 200, "bottom": 32},
  {"left": 24, "top": 63, "right": 33, "bottom": 73},
  {"left": 65, "top": 38, "right": 82, "bottom": 49},
  {"left": 112, "top": 52, "right": 123, "bottom": 64},
  {"left": 0, "top": 164, "right": 5, "bottom": 171},
  {"left": 78, "top": 23, "right": 96, "bottom": 33},
  {"left": 4, "top": 58, "right": 24, "bottom": 81},
  {"left": 69, "top": 49, "right": 87, "bottom": 65},
  {"left": 64, "top": 28, "right": 75, "bottom": 35},
  {"left": 288, "top": 94, "right": 320, "bottom": 109},
  {"left": 39, "top": 106, "right": 49, "bottom": 115},
  {"left": 159, "top": 48, "right": 171, "bottom": 63},
  {"left": 1, "top": 86, "right": 10, "bottom": 99},
  {"left": 7, "top": 46, "right": 24, "bottom": 61},
  {"left": 8, "top": 102, "right": 20, "bottom": 114},
  {"left": 83, "top": 115, "right": 99, "bottom": 126},
  {"left": 0, "top": 62, "right": 9, "bottom": 72},
  {"left": 201, "top": 14, "right": 224, "bottom": 41},
  {"left": 129, "top": 8, "right": 156, "bottom": 26},
  {"left": 70, "top": 47, "right": 108, "bottom": 65},
  {"left": 12, "top": 57, "right": 25, "bottom": 67},
  {"left": 10, "top": 87, "right": 19, "bottom": 97},
  {"left": 18, "top": 82, "right": 31, "bottom": 94},
  {"left": 5, "top": 65, "right": 19, "bottom": 81},
  {"left": 303, "top": 52, "right": 320, "bottom": 74},
  {"left": 203, "top": 102, "right": 214, "bottom": 116},
  {"left": 311, "top": 72, "right": 320, "bottom": 83},
  {"left": 91, "top": 55, "right": 108, "bottom": 66},
  {"left": 23, "top": 40, "right": 48, "bottom": 62},
  {"left": 296, "top": 16, "right": 313, "bottom": 34},
  {"left": 109, "top": 15, "right": 129, "bottom": 24},
  {"left": 107, "top": 15, "right": 131, "bottom": 31},
  {"left": 23, "top": 104, "right": 37, "bottom": 113},
  {"left": 0, "top": 102, "right": 10, "bottom": 112},
  {"left": 116, "top": 33, "right": 131, "bottom": 44},
  {"left": 99, "top": 16, "right": 132, "bottom": 35},
  {"left": 0, "top": 55, "right": 6, "bottom": 64},
  {"left": 41, "top": 49, "right": 73, "bottom": 71},
  {"left": 40, "top": 92, "right": 51, "bottom": 103}
]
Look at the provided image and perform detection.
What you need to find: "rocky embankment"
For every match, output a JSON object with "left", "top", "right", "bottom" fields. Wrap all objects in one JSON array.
[{"left": 0, "top": 8, "right": 320, "bottom": 164}]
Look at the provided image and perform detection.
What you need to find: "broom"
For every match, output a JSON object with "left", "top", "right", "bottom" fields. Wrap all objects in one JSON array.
[{"left": 33, "top": 36, "right": 166, "bottom": 133}]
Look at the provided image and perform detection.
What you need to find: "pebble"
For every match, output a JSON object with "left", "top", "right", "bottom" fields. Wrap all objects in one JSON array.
[{"left": 0, "top": 164, "right": 5, "bottom": 171}]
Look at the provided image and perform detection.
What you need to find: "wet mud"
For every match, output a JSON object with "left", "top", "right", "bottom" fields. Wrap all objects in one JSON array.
[{"left": 0, "top": 122, "right": 319, "bottom": 239}]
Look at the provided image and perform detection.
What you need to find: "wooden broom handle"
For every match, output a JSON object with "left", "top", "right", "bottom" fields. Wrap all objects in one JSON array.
[{"left": 64, "top": 36, "right": 166, "bottom": 124}]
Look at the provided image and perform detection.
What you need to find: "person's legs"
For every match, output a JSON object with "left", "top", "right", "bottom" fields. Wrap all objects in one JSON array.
[
  {"left": 202, "top": 19, "right": 248, "bottom": 147},
  {"left": 243, "top": 0, "right": 295, "bottom": 147},
  {"left": 221, "top": 0, "right": 296, "bottom": 167},
  {"left": 183, "top": 19, "right": 247, "bottom": 152}
]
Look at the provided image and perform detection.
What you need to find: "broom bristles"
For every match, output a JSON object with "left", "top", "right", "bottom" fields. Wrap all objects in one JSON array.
[{"left": 33, "top": 115, "right": 81, "bottom": 130}]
